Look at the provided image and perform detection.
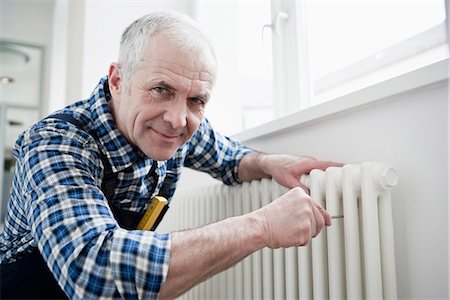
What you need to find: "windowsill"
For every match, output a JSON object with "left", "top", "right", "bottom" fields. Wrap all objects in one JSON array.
[{"left": 232, "top": 58, "right": 448, "bottom": 143}]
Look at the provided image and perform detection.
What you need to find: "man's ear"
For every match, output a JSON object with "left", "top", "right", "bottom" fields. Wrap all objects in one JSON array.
[{"left": 108, "top": 63, "right": 122, "bottom": 99}]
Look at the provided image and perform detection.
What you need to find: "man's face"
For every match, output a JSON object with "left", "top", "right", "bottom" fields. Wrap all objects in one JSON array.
[{"left": 109, "top": 32, "right": 216, "bottom": 161}]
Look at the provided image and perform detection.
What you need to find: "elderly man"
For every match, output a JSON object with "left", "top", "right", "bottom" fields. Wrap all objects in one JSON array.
[{"left": 0, "top": 12, "right": 341, "bottom": 299}]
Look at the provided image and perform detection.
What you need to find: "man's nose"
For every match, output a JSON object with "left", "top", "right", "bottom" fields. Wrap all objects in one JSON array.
[{"left": 163, "top": 98, "right": 187, "bottom": 129}]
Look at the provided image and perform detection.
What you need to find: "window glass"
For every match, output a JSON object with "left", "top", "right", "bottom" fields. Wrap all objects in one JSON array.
[
  {"left": 237, "top": 2, "right": 273, "bottom": 130},
  {"left": 195, "top": 1, "right": 273, "bottom": 135},
  {"left": 303, "top": 0, "right": 448, "bottom": 104},
  {"left": 196, "top": 1, "right": 448, "bottom": 134}
]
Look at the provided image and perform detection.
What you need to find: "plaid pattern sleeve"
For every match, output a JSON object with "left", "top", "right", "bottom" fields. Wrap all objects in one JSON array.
[
  {"left": 1, "top": 121, "right": 170, "bottom": 299},
  {"left": 184, "top": 118, "right": 254, "bottom": 185}
]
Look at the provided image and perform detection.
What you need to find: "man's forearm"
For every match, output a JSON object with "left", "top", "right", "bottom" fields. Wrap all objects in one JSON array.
[
  {"left": 237, "top": 151, "right": 271, "bottom": 182},
  {"left": 158, "top": 212, "right": 266, "bottom": 299}
]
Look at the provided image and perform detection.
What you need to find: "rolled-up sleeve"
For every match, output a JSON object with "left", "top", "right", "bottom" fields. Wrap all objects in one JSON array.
[{"left": 184, "top": 118, "right": 253, "bottom": 185}]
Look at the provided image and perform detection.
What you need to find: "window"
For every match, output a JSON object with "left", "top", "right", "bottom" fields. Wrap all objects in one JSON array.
[
  {"left": 272, "top": 0, "right": 448, "bottom": 109},
  {"left": 300, "top": 0, "right": 447, "bottom": 105},
  {"left": 195, "top": 1, "right": 273, "bottom": 135},
  {"left": 195, "top": 1, "right": 448, "bottom": 135}
]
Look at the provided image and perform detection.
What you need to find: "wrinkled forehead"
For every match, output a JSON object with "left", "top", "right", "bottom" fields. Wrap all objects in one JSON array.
[
  {"left": 142, "top": 31, "right": 217, "bottom": 82},
  {"left": 129, "top": 35, "right": 216, "bottom": 101}
]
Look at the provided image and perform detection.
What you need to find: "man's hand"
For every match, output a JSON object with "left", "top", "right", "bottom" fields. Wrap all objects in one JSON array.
[
  {"left": 160, "top": 153, "right": 339, "bottom": 298},
  {"left": 159, "top": 185, "right": 332, "bottom": 299},
  {"left": 252, "top": 186, "right": 332, "bottom": 248},
  {"left": 239, "top": 152, "right": 344, "bottom": 193},
  {"left": 260, "top": 154, "right": 344, "bottom": 192}
]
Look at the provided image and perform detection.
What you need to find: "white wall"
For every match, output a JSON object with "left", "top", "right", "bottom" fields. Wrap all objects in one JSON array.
[
  {"left": 445, "top": 0, "right": 450, "bottom": 297},
  {"left": 48, "top": 0, "right": 85, "bottom": 112},
  {"left": 179, "top": 80, "right": 449, "bottom": 299},
  {"left": 249, "top": 84, "right": 448, "bottom": 299}
]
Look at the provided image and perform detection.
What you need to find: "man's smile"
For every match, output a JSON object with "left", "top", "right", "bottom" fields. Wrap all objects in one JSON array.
[{"left": 149, "top": 127, "right": 183, "bottom": 142}]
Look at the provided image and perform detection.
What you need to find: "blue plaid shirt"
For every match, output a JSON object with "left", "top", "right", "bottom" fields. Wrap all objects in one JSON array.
[{"left": 0, "top": 76, "right": 252, "bottom": 299}]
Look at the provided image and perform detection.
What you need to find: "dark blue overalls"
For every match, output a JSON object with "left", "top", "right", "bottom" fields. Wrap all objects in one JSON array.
[{"left": 0, "top": 114, "right": 169, "bottom": 299}]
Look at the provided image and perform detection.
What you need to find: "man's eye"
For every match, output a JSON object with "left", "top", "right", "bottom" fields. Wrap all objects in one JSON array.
[
  {"left": 154, "top": 87, "right": 169, "bottom": 94},
  {"left": 150, "top": 87, "right": 173, "bottom": 100},
  {"left": 190, "top": 98, "right": 206, "bottom": 106}
]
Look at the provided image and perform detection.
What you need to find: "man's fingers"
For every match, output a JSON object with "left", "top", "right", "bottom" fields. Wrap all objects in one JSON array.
[
  {"left": 310, "top": 160, "right": 345, "bottom": 171},
  {"left": 298, "top": 182, "right": 310, "bottom": 195},
  {"left": 315, "top": 203, "right": 332, "bottom": 226},
  {"left": 311, "top": 206, "right": 325, "bottom": 238}
]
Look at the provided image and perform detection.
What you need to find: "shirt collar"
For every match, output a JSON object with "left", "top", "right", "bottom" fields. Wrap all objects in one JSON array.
[{"left": 88, "top": 76, "right": 149, "bottom": 173}]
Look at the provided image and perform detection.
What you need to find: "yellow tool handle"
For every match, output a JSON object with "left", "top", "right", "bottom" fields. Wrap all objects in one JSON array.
[{"left": 137, "top": 196, "right": 168, "bottom": 231}]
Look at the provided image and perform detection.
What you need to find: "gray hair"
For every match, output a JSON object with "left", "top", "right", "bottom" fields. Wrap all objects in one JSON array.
[{"left": 118, "top": 11, "right": 216, "bottom": 92}]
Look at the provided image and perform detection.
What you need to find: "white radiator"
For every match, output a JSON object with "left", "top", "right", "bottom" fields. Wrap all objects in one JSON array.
[{"left": 159, "top": 162, "right": 399, "bottom": 299}]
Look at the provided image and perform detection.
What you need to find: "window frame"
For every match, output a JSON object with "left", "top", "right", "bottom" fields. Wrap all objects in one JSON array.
[
  {"left": 270, "top": 0, "right": 448, "bottom": 116},
  {"left": 233, "top": 57, "right": 448, "bottom": 142}
]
